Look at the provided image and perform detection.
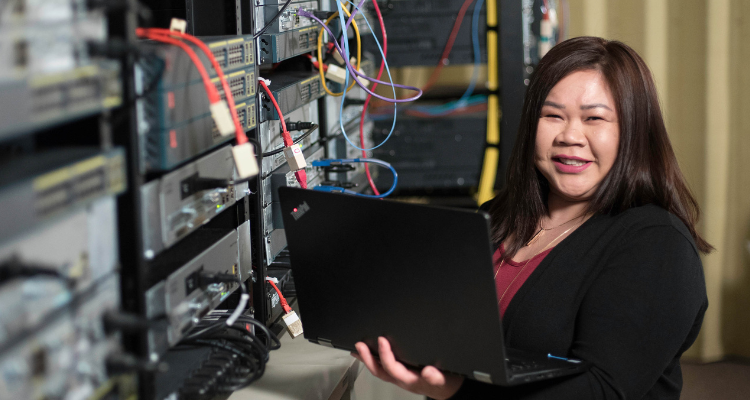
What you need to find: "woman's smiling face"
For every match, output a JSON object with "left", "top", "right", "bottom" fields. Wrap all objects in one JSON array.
[{"left": 534, "top": 69, "right": 620, "bottom": 202}]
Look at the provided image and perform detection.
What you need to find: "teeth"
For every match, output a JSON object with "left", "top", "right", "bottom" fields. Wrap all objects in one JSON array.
[{"left": 558, "top": 159, "right": 586, "bottom": 166}]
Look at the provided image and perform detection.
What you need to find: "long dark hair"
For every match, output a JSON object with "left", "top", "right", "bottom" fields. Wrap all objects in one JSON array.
[{"left": 489, "top": 36, "right": 712, "bottom": 258}]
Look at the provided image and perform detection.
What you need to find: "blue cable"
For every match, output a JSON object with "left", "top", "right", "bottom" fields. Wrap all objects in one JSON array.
[
  {"left": 414, "top": 0, "right": 485, "bottom": 115},
  {"left": 335, "top": 0, "right": 397, "bottom": 152},
  {"left": 312, "top": 158, "right": 398, "bottom": 198}
]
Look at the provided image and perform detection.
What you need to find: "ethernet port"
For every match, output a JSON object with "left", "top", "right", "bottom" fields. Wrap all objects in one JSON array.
[
  {"left": 31, "top": 348, "right": 47, "bottom": 378},
  {"left": 14, "top": 40, "right": 27, "bottom": 68}
]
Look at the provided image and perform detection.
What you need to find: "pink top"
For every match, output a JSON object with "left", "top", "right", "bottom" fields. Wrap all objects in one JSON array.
[{"left": 494, "top": 244, "right": 553, "bottom": 317}]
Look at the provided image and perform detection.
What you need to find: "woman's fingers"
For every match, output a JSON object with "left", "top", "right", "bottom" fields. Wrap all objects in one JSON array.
[
  {"left": 377, "top": 337, "right": 421, "bottom": 386},
  {"left": 354, "top": 341, "right": 396, "bottom": 384},
  {"left": 421, "top": 366, "right": 446, "bottom": 386}
]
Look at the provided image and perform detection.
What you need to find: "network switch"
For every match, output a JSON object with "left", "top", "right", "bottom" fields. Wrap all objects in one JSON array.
[
  {"left": 0, "top": 148, "right": 125, "bottom": 244},
  {"left": 138, "top": 93, "right": 257, "bottom": 172},
  {"left": 136, "top": 41, "right": 258, "bottom": 171},
  {"left": 196, "top": 35, "right": 255, "bottom": 72},
  {"left": 361, "top": 0, "right": 487, "bottom": 67},
  {"left": 0, "top": 196, "right": 119, "bottom": 346},
  {"left": 258, "top": 26, "right": 319, "bottom": 64},
  {"left": 372, "top": 112, "right": 487, "bottom": 190},
  {"left": 145, "top": 231, "right": 243, "bottom": 355},
  {"left": 0, "top": 274, "right": 124, "bottom": 400},
  {"left": 140, "top": 145, "right": 248, "bottom": 258},
  {"left": 255, "top": 0, "right": 319, "bottom": 35},
  {"left": 259, "top": 71, "right": 323, "bottom": 122},
  {"left": 139, "top": 35, "right": 255, "bottom": 80},
  {"left": 0, "top": 61, "right": 122, "bottom": 140}
]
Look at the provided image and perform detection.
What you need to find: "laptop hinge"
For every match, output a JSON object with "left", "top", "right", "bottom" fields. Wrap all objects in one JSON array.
[
  {"left": 473, "top": 371, "right": 493, "bottom": 384},
  {"left": 318, "top": 338, "right": 334, "bottom": 347}
]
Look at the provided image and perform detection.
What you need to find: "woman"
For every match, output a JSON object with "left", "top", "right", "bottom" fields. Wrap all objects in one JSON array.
[{"left": 353, "top": 37, "right": 710, "bottom": 399}]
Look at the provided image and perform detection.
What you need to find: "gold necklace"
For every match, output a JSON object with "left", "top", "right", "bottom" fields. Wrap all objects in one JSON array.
[
  {"left": 525, "top": 214, "right": 585, "bottom": 246},
  {"left": 496, "top": 224, "right": 578, "bottom": 305}
]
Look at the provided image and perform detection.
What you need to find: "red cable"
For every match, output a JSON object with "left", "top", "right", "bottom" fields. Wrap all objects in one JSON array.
[
  {"left": 258, "top": 80, "right": 292, "bottom": 147},
  {"left": 367, "top": 0, "right": 473, "bottom": 107},
  {"left": 267, "top": 279, "right": 292, "bottom": 314},
  {"left": 137, "top": 28, "right": 247, "bottom": 144},
  {"left": 258, "top": 79, "right": 308, "bottom": 189},
  {"left": 136, "top": 31, "right": 220, "bottom": 104},
  {"left": 359, "top": 0, "right": 387, "bottom": 195},
  {"left": 420, "top": 0, "right": 476, "bottom": 94}
]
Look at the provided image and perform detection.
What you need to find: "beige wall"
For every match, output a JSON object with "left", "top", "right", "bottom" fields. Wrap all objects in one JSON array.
[{"left": 567, "top": 0, "right": 750, "bottom": 361}]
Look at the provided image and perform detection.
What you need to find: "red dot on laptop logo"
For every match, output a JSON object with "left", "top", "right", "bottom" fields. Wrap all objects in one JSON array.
[{"left": 291, "top": 202, "right": 310, "bottom": 221}]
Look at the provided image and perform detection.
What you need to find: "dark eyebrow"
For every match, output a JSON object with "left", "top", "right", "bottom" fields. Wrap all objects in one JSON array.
[
  {"left": 543, "top": 101, "right": 565, "bottom": 109},
  {"left": 581, "top": 103, "right": 613, "bottom": 111}
]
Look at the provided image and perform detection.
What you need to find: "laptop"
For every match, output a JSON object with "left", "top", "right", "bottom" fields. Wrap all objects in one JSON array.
[{"left": 278, "top": 187, "right": 588, "bottom": 386}]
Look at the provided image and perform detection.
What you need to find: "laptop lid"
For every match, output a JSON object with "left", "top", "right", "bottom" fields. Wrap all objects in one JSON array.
[{"left": 278, "top": 187, "right": 509, "bottom": 383}]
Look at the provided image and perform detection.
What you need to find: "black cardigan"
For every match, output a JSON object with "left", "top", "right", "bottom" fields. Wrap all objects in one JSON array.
[{"left": 450, "top": 204, "right": 708, "bottom": 400}]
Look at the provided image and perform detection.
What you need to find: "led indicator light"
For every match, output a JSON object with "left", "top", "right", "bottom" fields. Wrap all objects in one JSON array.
[{"left": 293, "top": 208, "right": 298, "bottom": 212}]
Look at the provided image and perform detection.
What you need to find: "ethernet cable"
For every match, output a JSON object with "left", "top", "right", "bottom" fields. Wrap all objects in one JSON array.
[
  {"left": 315, "top": 6, "right": 361, "bottom": 96},
  {"left": 266, "top": 278, "right": 303, "bottom": 338},
  {"left": 298, "top": 6, "right": 420, "bottom": 103},
  {"left": 408, "top": 0, "right": 486, "bottom": 116},
  {"left": 312, "top": 158, "right": 398, "bottom": 198},
  {"left": 136, "top": 27, "right": 259, "bottom": 178},
  {"left": 359, "top": 0, "right": 388, "bottom": 195},
  {"left": 258, "top": 78, "right": 308, "bottom": 189}
]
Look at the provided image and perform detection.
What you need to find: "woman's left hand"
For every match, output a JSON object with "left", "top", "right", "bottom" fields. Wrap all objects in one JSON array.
[{"left": 352, "top": 337, "right": 464, "bottom": 400}]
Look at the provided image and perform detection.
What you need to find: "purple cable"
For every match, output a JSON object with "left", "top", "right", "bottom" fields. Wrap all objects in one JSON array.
[
  {"left": 298, "top": 8, "right": 422, "bottom": 103},
  {"left": 341, "top": 0, "right": 367, "bottom": 40}
]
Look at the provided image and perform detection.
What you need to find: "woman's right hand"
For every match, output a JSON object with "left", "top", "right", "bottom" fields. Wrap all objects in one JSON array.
[{"left": 351, "top": 337, "right": 464, "bottom": 400}]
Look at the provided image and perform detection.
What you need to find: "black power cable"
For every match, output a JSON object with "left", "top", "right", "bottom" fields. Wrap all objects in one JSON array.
[
  {"left": 261, "top": 123, "right": 319, "bottom": 157},
  {"left": 254, "top": 0, "right": 294, "bottom": 39}
]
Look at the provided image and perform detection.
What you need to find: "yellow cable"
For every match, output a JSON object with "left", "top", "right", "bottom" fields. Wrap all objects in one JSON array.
[
  {"left": 317, "top": 4, "right": 361, "bottom": 97},
  {"left": 477, "top": 0, "right": 500, "bottom": 205}
]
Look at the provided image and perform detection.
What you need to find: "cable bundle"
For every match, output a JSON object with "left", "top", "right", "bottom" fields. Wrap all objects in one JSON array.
[{"left": 175, "top": 311, "right": 281, "bottom": 398}]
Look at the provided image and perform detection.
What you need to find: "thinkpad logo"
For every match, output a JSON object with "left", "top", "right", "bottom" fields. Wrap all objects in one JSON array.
[{"left": 290, "top": 201, "right": 310, "bottom": 221}]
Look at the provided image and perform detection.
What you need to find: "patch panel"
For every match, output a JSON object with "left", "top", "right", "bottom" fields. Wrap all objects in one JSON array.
[
  {"left": 258, "top": 26, "right": 319, "bottom": 64},
  {"left": 258, "top": 101, "right": 320, "bottom": 176},
  {"left": 255, "top": 0, "right": 319, "bottom": 35},
  {"left": 0, "top": 196, "right": 119, "bottom": 347},
  {"left": 141, "top": 145, "right": 248, "bottom": 258},
  {"left": 259, "top": 71, "right": 323, "bottom": 122},
  {"left": 0, "top": 274, "right": 124, "bottom": 400},
  {"left": 0, "top": 148, "right": 125, "bottom": 244},
  {"left": 145, "top": 231, "right": 242, "bottom": 356}
]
